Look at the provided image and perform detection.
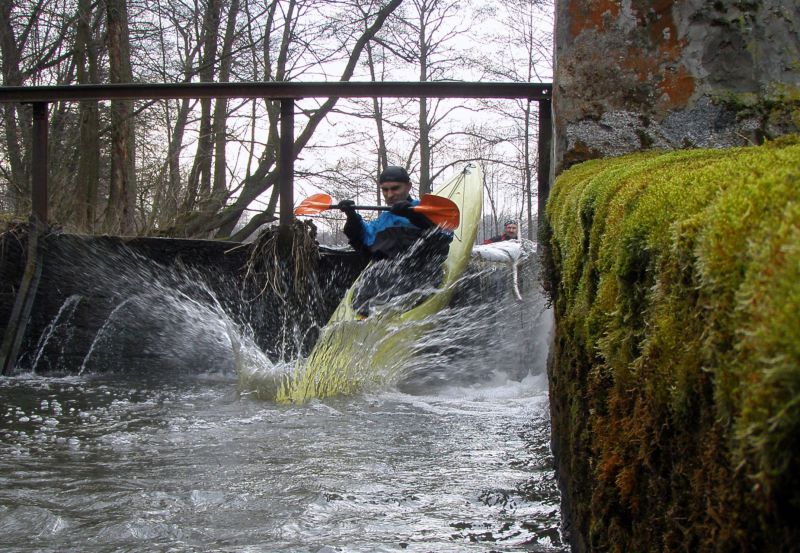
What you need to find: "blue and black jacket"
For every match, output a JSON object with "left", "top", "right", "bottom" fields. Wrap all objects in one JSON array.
[{"left": 343, "top": 197, "right": 451, "bottom": 260}]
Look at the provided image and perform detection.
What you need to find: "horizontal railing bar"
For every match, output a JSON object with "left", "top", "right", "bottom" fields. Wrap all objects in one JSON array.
[{"left": 0, "top": 81, "right": 552, "bottom": 103}]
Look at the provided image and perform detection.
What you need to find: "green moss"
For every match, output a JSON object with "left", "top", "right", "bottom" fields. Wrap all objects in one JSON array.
[
  {"left": 714, "top": 87, "right": 800, "bottom": 139},
  {"left": 544, "top": 136, "right": 800, "bottom": 551}
]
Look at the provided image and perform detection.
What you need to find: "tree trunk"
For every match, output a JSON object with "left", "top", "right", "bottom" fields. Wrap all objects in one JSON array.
[
  {"left": 184, "top": 0, "right": 221, "bottom": 214},
  {"left": 163, "top": 98, "right": 192, "bottom": 226},
  {"left": 105, "top": 0, "right": 136, "bottom": 234},
  {"left": 524, "top": 101, "right": 533, "bottom": 240},
  {"left": 417, "top": 6, "right": 431, "bottom": 195},
  {"left": 74, "top": 0, "right": 100, "bottom": 232},
  {"left": 0, "top": 0, "right": 29, "bottom": 213},
  {"left": 366, "top": 40, "right": 389, "bottom": 205},
  {"left": 228, "top": 182, "right": 280, "bottom": 242},
  {"left": 418, "top": 97, "right": 431, "bottom": 195},
  {"left": 211, "top": 0, "right": 240, "bottom": 203}
]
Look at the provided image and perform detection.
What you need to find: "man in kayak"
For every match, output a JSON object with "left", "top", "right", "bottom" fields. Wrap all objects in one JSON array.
[
  {"left": 483, "top": 219, "right": 518, "bottom": 244},
  {"left": 339, "top": 165, "right": 452, "bottom": 316}
]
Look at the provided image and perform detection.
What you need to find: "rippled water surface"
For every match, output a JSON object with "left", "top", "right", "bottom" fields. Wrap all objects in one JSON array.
[
  {"left": 1, "top": 372, "right": 563, "bottom": 552},
  {"left": 1, "top": 241, "right": 565, "bottom": 552}
]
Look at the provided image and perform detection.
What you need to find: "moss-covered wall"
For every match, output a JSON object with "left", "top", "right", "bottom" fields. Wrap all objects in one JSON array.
[{"left": 544, "top": 137, "right": 800, "bottom": 552}]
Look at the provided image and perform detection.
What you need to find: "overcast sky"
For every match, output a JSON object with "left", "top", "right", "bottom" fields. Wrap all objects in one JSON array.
[{"left": 249, "top": 0, "right": 555, "bottom": 237}]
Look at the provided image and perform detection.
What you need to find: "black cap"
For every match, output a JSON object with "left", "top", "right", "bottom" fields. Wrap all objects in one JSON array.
[
  {"left": 379, "top": 165, "right": 410, "bottom": 183},
  {"left": 504, "top": 219, "right": 518, "bottom": 226}
]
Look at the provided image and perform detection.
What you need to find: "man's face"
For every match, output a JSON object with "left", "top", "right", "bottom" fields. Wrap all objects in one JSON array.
[
  {"left": 504, "top": 223, "right": 518, "bottom": 238},
  {"left": 381, "top": 180, "right": 412, "bottom": 205}
]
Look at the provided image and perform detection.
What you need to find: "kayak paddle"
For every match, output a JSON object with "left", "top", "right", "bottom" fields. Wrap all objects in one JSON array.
[{"left": 294, "top": 193, "right": 460, "bottom": 230}]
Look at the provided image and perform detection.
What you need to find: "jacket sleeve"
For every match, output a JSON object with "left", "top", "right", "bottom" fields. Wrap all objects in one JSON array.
[{"left": 343, "top": 211, "right": 370, "bottom": 254}]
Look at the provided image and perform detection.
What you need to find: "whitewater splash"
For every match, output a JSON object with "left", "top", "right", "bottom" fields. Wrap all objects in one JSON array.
[
  {"left": 18, "top": 237, "right": 550, "bottom": 404},
  {"left": 1, "top": 238, "right": 564, "bottom": 551},
  {"left": 239, "top": 239, "right": 552, "bottom": 402},
  {"left": 11, "top": 239, "right": 299, "bottom": 386}
]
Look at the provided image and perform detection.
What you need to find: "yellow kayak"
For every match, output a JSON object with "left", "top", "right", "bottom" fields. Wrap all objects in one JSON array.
[{"left": 277, "top": 164, "right": 483, "bottom": 403}]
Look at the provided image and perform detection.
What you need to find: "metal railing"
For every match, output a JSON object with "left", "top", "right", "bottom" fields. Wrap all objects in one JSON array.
[
  {"left": 0, "top": 81, "right": 552, "bottom": 227},
  {"left": 0, "top": 80, "right": 552, "bottom": 374}
]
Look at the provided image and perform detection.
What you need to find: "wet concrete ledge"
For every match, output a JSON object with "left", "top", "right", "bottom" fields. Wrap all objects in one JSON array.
[{"left": 0, "top": 231, "right": 364, "bottom": 374}]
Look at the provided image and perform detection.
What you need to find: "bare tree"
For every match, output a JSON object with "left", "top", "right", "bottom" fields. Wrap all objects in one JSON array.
[
  {"left": 146, "top": 0, "right": 203, "bottom": 230},
  {"left": 105, "top": 0, "right": 137, "bottom": 234},
  {"left": 0, "top": 0, "right": 553, "bottom": 242},
  {"left": 364, "top": 22, "right": 389, "bottom": 204},
  {"left": 187, "top": 0, "right": 404, "bottom": 240},
  {"left": 182, "top": 0, "right": 222, "bottom": 215},
  {"left": 212, "top": 0, "right": 241, "bottom": 200},
  {"left": 476, "top": 0, "right": 553, "bottom": 239},
  {"left": 74, "top": 0, "right": 102, "bottom": 231},
  {"left": 374, "top": 0, "right": 474, "bottom": 194},
  {"left": 0, "top": 0, "right": 76, "bottom": 214}
]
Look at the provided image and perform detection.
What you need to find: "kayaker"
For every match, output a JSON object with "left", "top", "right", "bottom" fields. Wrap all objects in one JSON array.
[
  {"left": 483, "top": 219, "right": 518, "bottom": 243},
  {"left": 339, "top": 165, "right": 452, "bottom": 316}
]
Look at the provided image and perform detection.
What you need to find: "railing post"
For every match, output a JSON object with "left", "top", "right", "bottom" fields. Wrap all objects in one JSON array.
[
  {"left": 0, "top": 102, "right": 48, "bottom": 374},
  {"left": 279, "top": 99, "right": 294, "bottom": 227},
  {"left": 32, "top": 102, "right": 48, "bottom": 225},
  {"left": 537, "top": 98, "right": 552, "bottom": 236}
]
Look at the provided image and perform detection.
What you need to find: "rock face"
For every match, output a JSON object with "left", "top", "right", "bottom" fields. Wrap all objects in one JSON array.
[{"left": 553, "top": 0, "right": 800, "bottom": 173}]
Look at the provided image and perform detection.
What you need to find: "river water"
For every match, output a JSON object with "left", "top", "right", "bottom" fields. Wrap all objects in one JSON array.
[{"left": 0, "top": 247, "right": 565, "bottom": 552}]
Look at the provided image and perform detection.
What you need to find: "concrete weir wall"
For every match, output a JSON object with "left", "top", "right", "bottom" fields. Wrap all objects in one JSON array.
[
  {"left": 544, "top": 139, "right": 800, "bottom": 552},
  {"left": 0, "top": 231, "right": 362, "bottom": 375},
  {"left": 548, "top": 1, "right": 800, "bottom": 551}
]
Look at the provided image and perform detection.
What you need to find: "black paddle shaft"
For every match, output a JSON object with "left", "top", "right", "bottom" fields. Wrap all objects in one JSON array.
[{"left": 331, "top": 205, "right": 390, "bottom": 211}]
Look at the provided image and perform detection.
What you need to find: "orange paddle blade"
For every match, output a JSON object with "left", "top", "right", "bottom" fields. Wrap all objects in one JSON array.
[
  {"left": 294, "top": 193, "right": 333, "bottom": 215},
  {"left": 416, "top": 194, "right": 460, "bottom": 230}
]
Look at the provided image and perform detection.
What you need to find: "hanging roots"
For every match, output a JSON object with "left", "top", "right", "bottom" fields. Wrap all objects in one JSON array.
[
  {"left": 243, "top": 218, "right": 319, "bottom": 304},
  {"left": 0, "top": 221, "right": 28, "bottom": 269}
]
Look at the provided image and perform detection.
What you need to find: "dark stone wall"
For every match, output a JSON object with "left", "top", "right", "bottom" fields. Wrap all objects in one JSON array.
[
  {"left": 0, "top": 230, "right": 363, "bottom": 375},
  {"left": 553, "top": 0, "right": 800, "bottom": 174}
]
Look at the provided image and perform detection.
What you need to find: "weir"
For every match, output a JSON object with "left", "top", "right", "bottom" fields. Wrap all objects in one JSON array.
[
  {"left": 0, "top": 80, "right": 553, "bottom": 377},
  {"left": 0, "top": 231, "right": 363, "bottom": 376},
  {"left": 0, "top": 223, "right": 563, "bottom": 550},
  {"left": 0, "top": 225, "right": 551, "bottom": 394}
]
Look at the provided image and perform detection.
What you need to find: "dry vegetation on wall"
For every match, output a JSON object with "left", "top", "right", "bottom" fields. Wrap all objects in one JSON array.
[{"left": 544, "top": 136, "right": 800, "bottom": 552}]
